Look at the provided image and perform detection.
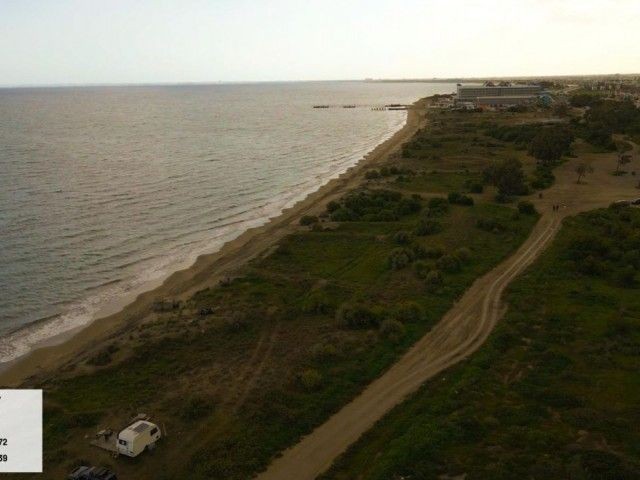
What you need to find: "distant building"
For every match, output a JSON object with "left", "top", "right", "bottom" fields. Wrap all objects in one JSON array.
[{"left": 457, "top": 83, "right": 543, "bottom": 107}]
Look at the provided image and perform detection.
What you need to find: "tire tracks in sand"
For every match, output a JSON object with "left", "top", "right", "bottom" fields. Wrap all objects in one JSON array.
[{"left": 255, "top": 212, "right": 562, "bottom": 480}]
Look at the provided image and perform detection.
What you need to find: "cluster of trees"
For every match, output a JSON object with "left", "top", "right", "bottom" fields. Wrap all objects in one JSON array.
[
  {"left": 485, "top": 123, "right": 544, "bottom": 146},
  {"left": 528, "top": 127, "right": 574, "bottom": 164},
  {"left": 335, "top": 301, "right": 427, "bottom": 343},
  {"left": 578, "top": 99, "right": 640, "bottom": 150},
  {"left": 327, "top": 189, "right": 421, "bottom": 222},
  {"left": 483, "top": 158, "right": 528, "bottom": 200},
  {"left": 364, "top": 166, "right": 414, "bottom": 180},
  {"left": 565, "top": 207, "right": 640, "bottom": 286}
]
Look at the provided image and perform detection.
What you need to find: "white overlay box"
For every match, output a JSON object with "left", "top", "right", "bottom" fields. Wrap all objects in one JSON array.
[{"left": 0, "top": 389, "right": 43, "bottom": 472}]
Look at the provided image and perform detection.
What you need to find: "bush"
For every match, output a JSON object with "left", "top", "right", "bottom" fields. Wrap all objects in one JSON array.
[
  {"left": 379, "top": 319, "right": 405, "bottom": 343},
  {"left": 326, "top": 200, "right": 340, "bottom": 213},
  {"left": 180, "top": 396, "right": 214, "bottom": 421},
  {"left": 448, "top": 192, "right": 474, "bottom": 206},
  {"left": 393, "top": 231, "right": 411, "bottom": 245},
  {"left": 517, "top": 201, "right": 537, "bottom": 215},
  {"left": 388, "top": 248, "right": 414, "bottom": 270},
  {"left": 365, "top": 169, "right": 380, "bottom": 180},
  {"left": 425, "top": 269, "right": 444, "bottom": 287},
  {"left": 424, "top": 246, "right": 445, "bottom": 259},
  {"left": 454, "top": 247, "right": 472, "bottom": 263},
  {"left": 310, "top": 343, "right": 338, "bottom": 360},
  {"left": 301, "top": 292, "right": 335, "bottom": 316},
  {"left": 414, "top": 260, "right": 430, "bottom": 279},
  {"left": 394, "top": 302, "right": 424, "bottom": 323},
  {"left": 328, "top": 189, "right": 419, "bottom": 222},
  {"left": 299, "top": 369, "right": 323, "bottom": 391},
  {"left": 427, "top": 197, "right": 449, "bottom": 215},
  {"left": 414, "top": 219, "right": 442, "bottom": 236},
  {"left": 436, "top": 254, "right": 461, "bottom": 273},
  {"left": 336, "top": 303, "right": 380, "bottom": 329},
  {"left": 300, "top": 215, "right": 319, "bottom": 226},
  {"left": 464, "top": 181, "right": 484, "bottom": 194},
  {"left": 477, "top": 217, "right": 506, "bottom": 233}
]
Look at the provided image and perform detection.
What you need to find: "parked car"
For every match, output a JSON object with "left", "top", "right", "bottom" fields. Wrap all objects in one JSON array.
[{"left": 68, "top": 466, "right": 117, "bottom": 480}]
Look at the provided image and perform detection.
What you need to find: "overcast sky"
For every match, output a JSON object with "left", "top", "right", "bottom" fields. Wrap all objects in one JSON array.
[{"left": 1, "top": 0, "right": 639, "bottom": 86}]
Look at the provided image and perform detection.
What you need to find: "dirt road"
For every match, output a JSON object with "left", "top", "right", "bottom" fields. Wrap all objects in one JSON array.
[{"left": 256, "top": 141, "right": 640, "bottom": 480}]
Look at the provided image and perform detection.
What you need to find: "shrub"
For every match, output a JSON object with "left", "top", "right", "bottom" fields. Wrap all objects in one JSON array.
[
  {"left": 425, "top": 269, "right": 444, "bottom": 287},
  {"left": 393, "top": 231, "right": 411, "bottom": 245},
  {"left": 394, "top": 302, "right": 423, "bottom": 323},
  {"left": 454, "top": 247, "right": 472, "bottom": 263},
  {"left": 326, "top": 200, "right": 340, "bottom": 213},
  {"left": 299, "top": 369, "right": 323, "bottom": 391},
  {"left": 414, "top": 260, "right": 430, "bottom": 279},
  {"left": 330, "top": 207, "right": 357, "bottom": 222},
  {"left": 436, "top": 254, "right": 461, "bottom": 273},
  {"left": 388, "top": 248, "right": 414, "bottom": 270},
  {"left": 517, "top": 201, "right": 537, "bottom": 215},
  {"left": 328, "top": 189, "right": 418, "bottom": 222},
  {"left": 180, "top": 396, "right": 214, "bottom": 421},
  {"left": 379, "top": 319, "right": 405, "bottom": 343},
  {"left": 365, "top": 169, "right": 380, "bottom": 179},
  {"left": 336, "top": 303, "right": 380, "bottom": 329},
  {"left": 424, "top": 246, "right": 445, "bottom": 259},
  {"left": 300, "top": 215, "right": 319, "bottom": 226},
  {"left": 301, "top": 292, "right": 335, "bottom": 316},
  {"left": 614, "top": 265, "right": 636, "bottom": 287},
  {"left": 310, "top": 343, "right": 338, "bottom": 360},
  {"left": 464, "top": 179, "right": 484, "bottom": 194},
  {"left": 414, "top": 219, "right": 442, "bottom": 236},
  {"left": 86, "top": 344, "right": 119, "bottom": 366},
  {"left": 448, "top": 192, "right": 474, "bottom": 206},
  {"left": 477, "top": 217, "right": 506, "bottom": 233},
  {"left": 427, "top": 197, "right": 449, "bottom": 215}
]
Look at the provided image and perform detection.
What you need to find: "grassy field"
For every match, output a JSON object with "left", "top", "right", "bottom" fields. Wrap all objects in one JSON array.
[
  {"left": 32, "top": 104, "right": 564, "bottom": 479},
  {"left": 323, "top": 207, "right": 640, "bottom": 480}
]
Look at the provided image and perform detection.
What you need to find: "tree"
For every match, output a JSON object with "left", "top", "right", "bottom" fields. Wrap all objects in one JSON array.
[
  {"left": 528, "top": 127, "right": 574, "bottom": 164},
  {"left": 575, "top": 162, "right": 594, "bottom": 184},
  {"left": 615, "top": 149, "right": 632, "bottom": 175},
  {"left": 483, "top": 158, "right": 528, "bottom": 197}
]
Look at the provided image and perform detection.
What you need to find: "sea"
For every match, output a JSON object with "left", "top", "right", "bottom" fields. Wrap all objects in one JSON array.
[{"left": 0, "top": 81, "right": 456, "bottom": 362}]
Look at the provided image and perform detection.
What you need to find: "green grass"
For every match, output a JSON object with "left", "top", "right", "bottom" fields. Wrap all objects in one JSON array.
[
  {"left": 398, "top": 170, "right": 482, "bottom": 194},
  {"left": 323, "top": 207, "right": 640, "bottom": 480}
]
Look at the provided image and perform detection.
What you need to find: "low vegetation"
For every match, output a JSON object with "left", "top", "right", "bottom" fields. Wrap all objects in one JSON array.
[{"left": 323, "top": 207, "right": 640, "bottom": 480}]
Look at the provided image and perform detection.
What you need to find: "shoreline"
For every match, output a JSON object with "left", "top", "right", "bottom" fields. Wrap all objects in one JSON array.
[{"left": 0, "top": 97, "right": 428, "bottom": 387}]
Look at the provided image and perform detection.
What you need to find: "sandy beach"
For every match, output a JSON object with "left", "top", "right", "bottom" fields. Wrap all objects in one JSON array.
[{"left": 0, "top": 98, "right": 428, "bottom": 387}]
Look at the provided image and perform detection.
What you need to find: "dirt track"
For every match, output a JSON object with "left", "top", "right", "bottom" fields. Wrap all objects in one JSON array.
[{"left": 256, "top": 141, "right": 640, "bottom": 480}]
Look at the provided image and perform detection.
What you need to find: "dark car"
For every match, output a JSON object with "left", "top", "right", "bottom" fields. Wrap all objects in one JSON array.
[{"left": 68, "top": 466, "right": 117, "bottom": 480}]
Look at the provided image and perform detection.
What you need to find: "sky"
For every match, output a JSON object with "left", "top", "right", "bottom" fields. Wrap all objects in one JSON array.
[{"left": 1, "top": 0, "right": 639, "bottom": 86}]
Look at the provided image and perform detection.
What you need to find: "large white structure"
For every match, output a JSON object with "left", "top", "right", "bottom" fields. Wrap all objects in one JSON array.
[{"left": 457, "top": 83, "right": 543, "bottom": 106}]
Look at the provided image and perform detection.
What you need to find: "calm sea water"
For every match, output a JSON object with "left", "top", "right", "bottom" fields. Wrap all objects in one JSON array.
[{"left": 0, "top": 81, "right": 455, "bottom": 361}]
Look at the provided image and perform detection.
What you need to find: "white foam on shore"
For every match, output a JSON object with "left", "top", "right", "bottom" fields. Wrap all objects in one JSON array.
[{"left": 0, "top": 112, "right": 407, "bottom": 364}]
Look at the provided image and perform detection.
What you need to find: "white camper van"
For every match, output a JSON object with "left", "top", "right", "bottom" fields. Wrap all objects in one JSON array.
[{"left": 117, "top": 420, "right": 161, "bottom": 457}]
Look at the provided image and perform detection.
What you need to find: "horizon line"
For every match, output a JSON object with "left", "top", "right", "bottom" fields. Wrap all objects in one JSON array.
[{"left": 1, "top": 72, "right": 639, "bottom": 90}]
